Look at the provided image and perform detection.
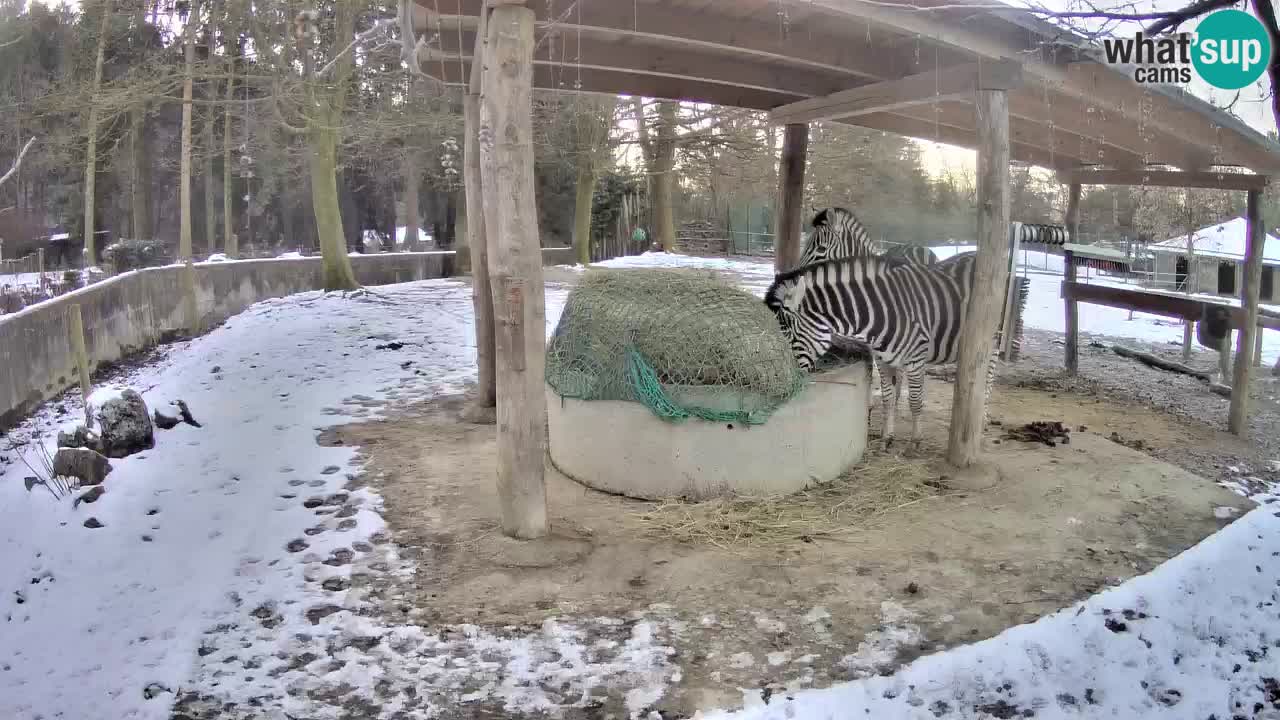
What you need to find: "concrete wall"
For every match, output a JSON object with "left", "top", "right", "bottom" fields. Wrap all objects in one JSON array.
[
  {"left": 546, "top": 362, "right": 871, "bottom": 500},
  {"left": 0, "top": 249, "right": 573, "bottom": 430}
]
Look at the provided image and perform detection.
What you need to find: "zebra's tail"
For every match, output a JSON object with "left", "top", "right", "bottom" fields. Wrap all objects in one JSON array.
[{"left": 1008, "top": 276, "right": 1029, "bottom": 362}]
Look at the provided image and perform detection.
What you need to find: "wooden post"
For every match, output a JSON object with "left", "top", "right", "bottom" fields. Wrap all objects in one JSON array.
[
  {"left": 464, "top": 6, "right": 496, "bottom": 416},
  {"left": 774, "top": 123, "right": 808, "bottom": 272},
  {"left": 947, "top": 88, "right": 1012, "bottom": 468},
  {"left": 67, "top": 304, "right": 92, "bottom": 428},
  {"left": 1255, "top": 328, "right": 1264, "bottom": 367},
  {"left": 37, "top": 247, "right": 45, "bottom": 293},
  {"left": 479, "top": 2, "right": 548, "bottom": 539},
  {"left": 182, "top": 258, "right": 199, "bottom": 334},
  {"left": 1063, "top": 182, "right": 1082, "bottom": 374},
  {"left": 1229, "top": 189, "right": 1266, "bottom": 435}
]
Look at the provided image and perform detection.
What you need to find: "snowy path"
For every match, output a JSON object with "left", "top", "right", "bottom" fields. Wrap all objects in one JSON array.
[
  {"left": 0, "top": 280, "right": 569, "bottom": 719},
  {"left": 1, "top": 253, "right": 1277, "bottom": 720}
]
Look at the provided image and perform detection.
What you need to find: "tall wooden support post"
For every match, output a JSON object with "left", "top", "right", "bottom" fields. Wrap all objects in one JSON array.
[
  {"left": 463, "top": 7, "right": 496, "bottom": 417},
  {"left": 774, "top": 123, "right": 808, "bottom": 272},
  {"left": 1063, "top": 183, "right": 1082, "bottom": 374},
  {"left": 479, "top": 3, "right": 548, "bottom": 539},
  {"left": 67, "top": 304, "right": 92, "bottom": 428},
  {"left": 1229, "top": 189, "right": 1266, "bottom": 435},
  {"left": 947, "top": 87, "right": 1012, "bottom": 468}
]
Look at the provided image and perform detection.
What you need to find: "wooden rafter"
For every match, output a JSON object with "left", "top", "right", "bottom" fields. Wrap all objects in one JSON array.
[
  {"left": 769, "top": 61, "right": 1022, "bottom": 125},
  {"left": 1058, "top": 168, "right": 1272, "bottom": 191}
]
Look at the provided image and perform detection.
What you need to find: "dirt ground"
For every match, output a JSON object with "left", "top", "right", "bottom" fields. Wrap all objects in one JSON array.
[{"left": 332, "top": 376, "right": 1252, "bottom": 718}]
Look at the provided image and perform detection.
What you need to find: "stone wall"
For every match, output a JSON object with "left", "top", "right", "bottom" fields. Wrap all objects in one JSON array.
[{"left": 0, "top": 249, "right": 572, "bottom": 430}]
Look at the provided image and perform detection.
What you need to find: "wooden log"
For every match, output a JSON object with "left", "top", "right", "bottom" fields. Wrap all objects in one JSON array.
[
  {"left": 463, "top": 5, "right": 496, "bottom": 416},
  {"left": 479, "top": 3, "right": 549, "bottom": 539},
  {"left": 774, "top": 123, "right": 808, "bottom": 273},
  {"left": 67, "top": 304, "right": 92, "bottom": 428},
  {"left": 1112, "top": 344, "right": 1235, "bottom": 398},
  {"left": 1063, "top": 183, "right": 1082, "bottom": 374},
  {"left": 1111, "top": 345, "right": 1212, "bottom": 381},
  {"left": 947, "top": 88, "right": 1010, "bottom": 468},
  {"left": 1229, "top": 189, "right": 1266, "bottom": 435}
]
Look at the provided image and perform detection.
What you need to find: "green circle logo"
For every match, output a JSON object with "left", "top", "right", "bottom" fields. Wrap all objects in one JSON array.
[{"left": 1192, "top": 9, "right": 1273, "bottom": 90}]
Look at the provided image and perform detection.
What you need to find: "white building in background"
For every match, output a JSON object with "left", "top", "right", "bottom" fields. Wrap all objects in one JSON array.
[{"left": 1149, "top": 218, "right": 1280, "bottom": 302}]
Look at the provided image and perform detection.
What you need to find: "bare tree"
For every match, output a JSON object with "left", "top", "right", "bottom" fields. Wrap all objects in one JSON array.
[
  {"left": 83, "top": 0, "right": 114, "bottom": 265},
  {"left": 0, "top": 137, "right": 34, "bottom": 190}
]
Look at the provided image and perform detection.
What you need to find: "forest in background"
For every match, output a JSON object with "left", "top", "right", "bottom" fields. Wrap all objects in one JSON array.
[{"left": 0, "top": 0, "right": 1275, "bottom": 273}]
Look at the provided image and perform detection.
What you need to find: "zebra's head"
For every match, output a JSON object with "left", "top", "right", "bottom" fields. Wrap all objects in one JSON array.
[
  {"left": 764, "top": 270, "right": 832, "bottom": 371},
  {"left": 800, "top": 207, "right": 876, "bottom": 267}
]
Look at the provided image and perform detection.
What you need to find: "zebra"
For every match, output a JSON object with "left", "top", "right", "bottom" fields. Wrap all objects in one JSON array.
[
  {"left": 799, "top": 207, "right": 879, "bottom": 267},
  {"left": 764, "top": 253, "right": 1002, "bottom": 449},
  {"left": 801, "top": 207, "right": 937, "bottom": 268},
  {"left": 883, "top": 243, "right": 938, "bottom": 266}
]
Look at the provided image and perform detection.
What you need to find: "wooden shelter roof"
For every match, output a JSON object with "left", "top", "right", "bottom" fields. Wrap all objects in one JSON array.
[{"left": 412, "top": 0, "right": 1280, "bottom": 178}]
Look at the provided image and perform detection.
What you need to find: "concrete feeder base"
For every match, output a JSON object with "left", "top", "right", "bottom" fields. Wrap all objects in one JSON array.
[{"left": 546, "top": 361, "right": 872, "bottom": 500}]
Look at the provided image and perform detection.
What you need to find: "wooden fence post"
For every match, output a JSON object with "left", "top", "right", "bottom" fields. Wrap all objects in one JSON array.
[
  {"left": 947, "top": 85, "right": 1012, "bottom": 468},
  {"left": 774, "top": 123, "right": 808, "bottom": 273},
  {"left": 182, "top": 259, "right": 199, "bottom": 334},
  {"left": 67, "top": 304, "right": 93, "bottom": 428},
  {"left": 480, "top": 2, "right": 548, "bottom": 539},
  {"left": 1229, "top": 189, "right": 1266, "bottom": 435},
  {"left": 464, "top": 3, "right": 496, "bottom": 415},
  {"left": 1063, "top": 182, "right": 1082, "bottom": 374},
  {"left": 37, "top": 247, "right": 45, "bottom": 293}
]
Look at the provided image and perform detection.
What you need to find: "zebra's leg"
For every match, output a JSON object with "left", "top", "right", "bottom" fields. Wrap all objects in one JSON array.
[
  {"left": 907, "top": 365, "right": 926, "bottom": 448},
  {"left": 880, "top": 365, "right": 900, "bottom": 450}
]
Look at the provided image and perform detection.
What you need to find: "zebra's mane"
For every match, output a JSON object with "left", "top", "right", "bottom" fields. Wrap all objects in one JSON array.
[
  {"left": 766, "top": 255, "right": 900, "bottom": 313},
  {"left": 810, "top": 206, "right": 868, "bottom": 231}
]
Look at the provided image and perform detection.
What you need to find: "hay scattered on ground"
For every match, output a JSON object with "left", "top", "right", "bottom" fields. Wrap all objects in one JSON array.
[{"left": 628, "top": 452, "right": 946, "bottom": 550}]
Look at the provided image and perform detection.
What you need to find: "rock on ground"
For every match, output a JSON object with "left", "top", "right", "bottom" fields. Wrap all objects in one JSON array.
[
  {"left": 95, "top": 390, "right": 154, "bottom": 458},
  {"left": 53, "top": 447, "right": 112, "bottom": 486}
]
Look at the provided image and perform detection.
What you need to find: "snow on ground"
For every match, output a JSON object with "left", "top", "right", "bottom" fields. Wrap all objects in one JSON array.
[
  {"left": 0, "top": 277, "right": 688, "bottom": 719},
  {"left": 706, "top": 500, "right": 1280, "bottom": 720},
  {"left": 1, "top": 250, "right": 1278, "bottom": 720}
]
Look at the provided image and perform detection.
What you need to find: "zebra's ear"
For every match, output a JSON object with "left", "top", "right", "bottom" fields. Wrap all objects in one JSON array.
[{"left": 782, "top": 275, "right": 808, "bottom": 311}]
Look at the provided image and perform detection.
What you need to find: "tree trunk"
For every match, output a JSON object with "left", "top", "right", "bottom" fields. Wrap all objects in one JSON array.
[
  {"left": 573, "top": 156, "right": 597, "bottom": 264},
  {"left": 479, "top": 3, "right": 548, "bottom": 539},
  {"left": 651, "top": 101, "right": 678, "bottom": 252},
  {"left": 1182, "top": 196, "right": 1197, "bottom": 362},
  {"left": 304, "top": 0, "right": 358, "bottom": 289},
  {"left": 203, "top": 107, "right": 217, "bottom": 256},
  {"left": 309, "top": 126, "right": 358, "bottom": 290},
  {"left": 402, "top": 152, "right": 420, "bottom": 250},
  {"left": 83, "top": 0, "right": 114, "bottom": 266},
  {"left": 223, "top": 60, "right": 236, "bottom": 257},
  {"left": 130, "top": 107, "right": 152, "bottom": 240},
  {"left": 179, "top": 0, "right": 199, "bottom": 259}
]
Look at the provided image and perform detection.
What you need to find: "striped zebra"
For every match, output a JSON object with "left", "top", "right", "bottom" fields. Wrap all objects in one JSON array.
[
  {"left": 764, "top": 253, "right": 1002, "bottom": 449},
  {"left": 802, "top": 207, "right": 936, "bottom": 267},
  {"left": 799, "top": 207, "right": 880, "bottom": 267},
  {"left": 883, "top": 244, "right": 938, "bottom": 266}
]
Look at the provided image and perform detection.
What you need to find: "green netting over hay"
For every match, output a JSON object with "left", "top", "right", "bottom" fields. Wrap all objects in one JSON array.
[{"left": 546, "top": 268, "right": 808, "bottom": 425}]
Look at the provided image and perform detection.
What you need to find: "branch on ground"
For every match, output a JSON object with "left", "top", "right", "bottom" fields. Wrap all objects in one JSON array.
[{"left": 0, "top": 136, "right": 35, "bottom": 189}]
